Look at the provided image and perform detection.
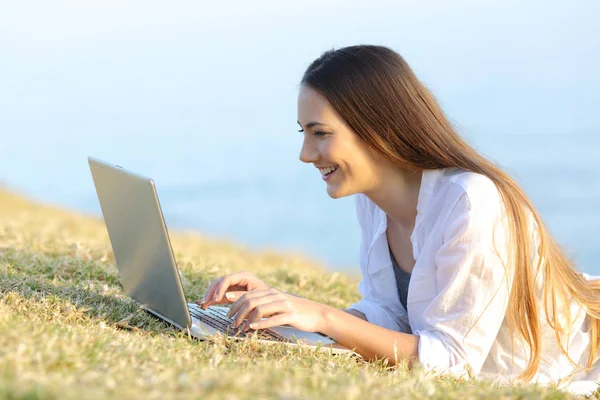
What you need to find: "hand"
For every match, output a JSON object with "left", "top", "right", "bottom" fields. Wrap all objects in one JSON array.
[
  {"left": 196, "top": 271, "right": 270, "bottom": 310},
  {"left": 227, "top": 288, "right": 328, "bottom": 333}
]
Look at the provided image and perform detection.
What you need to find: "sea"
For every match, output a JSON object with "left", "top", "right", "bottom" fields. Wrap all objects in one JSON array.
[{"left": 1, "top": 1, "right": 598, "bottom": 275}]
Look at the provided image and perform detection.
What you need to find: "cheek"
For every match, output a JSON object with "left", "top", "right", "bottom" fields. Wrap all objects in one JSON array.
[
  {"left": 320, "top": 136, "right": 375, "bottom": 177},
  {"left": 318, "top": 140, "right": 337, "bottom": 160}
]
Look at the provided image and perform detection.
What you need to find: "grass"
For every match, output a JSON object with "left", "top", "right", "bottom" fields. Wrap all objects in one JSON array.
[{"left": 0, "top": 188, "right": 597, "bottom": 399}]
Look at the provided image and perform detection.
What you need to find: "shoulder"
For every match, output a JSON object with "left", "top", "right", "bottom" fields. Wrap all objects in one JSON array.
[
  {"left": 421, "top": 168, "right": 510, "bottom": 246},
  {"left": 433, "top": 168, "right": 504, "bottom": 217}
]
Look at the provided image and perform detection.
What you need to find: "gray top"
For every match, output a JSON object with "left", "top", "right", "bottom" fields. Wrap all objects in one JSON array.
[{"left": 389, "top": 248, "right": 412, "bottom": 311}]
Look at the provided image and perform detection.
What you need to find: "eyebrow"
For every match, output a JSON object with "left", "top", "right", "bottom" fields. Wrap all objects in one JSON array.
[{"left": 297, "top": 121, "right": 329, "bottom": 129}]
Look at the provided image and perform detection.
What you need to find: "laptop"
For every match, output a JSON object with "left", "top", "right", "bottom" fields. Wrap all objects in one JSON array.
[{"left": 88, "top": 156, "right": 352, "bottom": 354}]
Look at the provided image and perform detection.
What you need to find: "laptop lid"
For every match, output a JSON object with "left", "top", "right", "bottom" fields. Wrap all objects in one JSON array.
[{"left": 88, "top": 156, "right": 192, "bottom": 329}]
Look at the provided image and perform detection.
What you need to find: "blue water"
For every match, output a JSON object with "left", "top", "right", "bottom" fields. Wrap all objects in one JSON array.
[{"left": 1, "top": 1, "right": 599, "bottom": 275}]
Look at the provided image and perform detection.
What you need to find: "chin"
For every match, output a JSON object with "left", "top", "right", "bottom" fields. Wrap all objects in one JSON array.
[{"left": 326, "top": 184, "right": 353, "bottom": 199}]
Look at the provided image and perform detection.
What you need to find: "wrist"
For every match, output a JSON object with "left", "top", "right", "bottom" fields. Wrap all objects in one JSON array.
[{"left": 318, "top": 303, "right": 339, "bottom": 335}]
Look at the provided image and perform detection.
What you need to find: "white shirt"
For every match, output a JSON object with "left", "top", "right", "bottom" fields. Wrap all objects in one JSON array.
[{"left": 348, "top": 167, "right": 599, "bottom": 395}]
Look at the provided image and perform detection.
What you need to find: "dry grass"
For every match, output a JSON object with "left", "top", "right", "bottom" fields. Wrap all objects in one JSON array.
[{"left": 0, "top": 188, "right": 595, "bottom": 399}]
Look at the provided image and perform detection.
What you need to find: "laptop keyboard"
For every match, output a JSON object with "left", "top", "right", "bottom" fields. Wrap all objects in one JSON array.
[{"left": 188, "top": 304, "right": 288, "bottom": 342}]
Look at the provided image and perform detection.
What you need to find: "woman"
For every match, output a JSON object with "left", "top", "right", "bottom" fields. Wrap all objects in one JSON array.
[{"left": 197, "top": 45, "right": 600, "bottom": 392}]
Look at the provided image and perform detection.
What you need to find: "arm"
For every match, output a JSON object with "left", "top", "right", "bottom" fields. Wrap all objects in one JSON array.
[
  {"left": 323, "top": 306, "right": 419, "bottom": 366},
  {"left": 411, "top": 189, "right": 512, "bottom": 375},
  {"left": 226, "top": 288, "right": 419, "bottom": 366}
]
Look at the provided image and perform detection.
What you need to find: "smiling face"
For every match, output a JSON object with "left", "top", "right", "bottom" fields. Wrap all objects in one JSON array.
[{"left": 297, "top": 84, "right": 388, "bottom": 199}]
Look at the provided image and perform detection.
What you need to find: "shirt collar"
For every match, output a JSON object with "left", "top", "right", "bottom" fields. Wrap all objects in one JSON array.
[
  {"left": 415, "top": 168, "right": 442, "bottom": 229},
  {"left": 374, "top": 168, "right": 439, "bottom": 237}
]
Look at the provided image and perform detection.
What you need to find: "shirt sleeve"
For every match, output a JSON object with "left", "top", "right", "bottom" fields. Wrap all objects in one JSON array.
[
  {"left": 413, "top": 188, "right": 513, "bottom": 376},
  {"left": 347, "top": 289, "right": 411, "bottom": 333},
  {"left": 347, "top": 194, "right": 411, "bottom": 333}
]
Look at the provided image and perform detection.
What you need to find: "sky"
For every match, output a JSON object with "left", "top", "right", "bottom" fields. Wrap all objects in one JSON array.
[{"left": 2, "top": 1, "right": 599, "bottom": 141}]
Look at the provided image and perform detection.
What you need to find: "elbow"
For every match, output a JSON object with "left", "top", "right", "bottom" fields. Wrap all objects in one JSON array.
[
  {"left": 363, "top": 335, "right": 420, "bottom": 370},
  {"left": 414, "top": 329, "right": 482, "bottom": 378}
]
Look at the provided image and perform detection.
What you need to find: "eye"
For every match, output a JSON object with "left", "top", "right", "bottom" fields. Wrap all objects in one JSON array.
[{"left": 297, "top": 129, "right": 329, "bottom": 137}]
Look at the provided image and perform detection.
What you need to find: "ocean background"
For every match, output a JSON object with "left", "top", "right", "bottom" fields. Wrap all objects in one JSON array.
[{"left": 1, "top": 0, "right": 598, "bottom": 275}]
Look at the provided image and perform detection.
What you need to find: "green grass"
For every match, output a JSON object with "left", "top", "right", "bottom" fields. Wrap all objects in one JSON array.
[{"left": 0, "top": 188, "right": 596, "bottom": 399}]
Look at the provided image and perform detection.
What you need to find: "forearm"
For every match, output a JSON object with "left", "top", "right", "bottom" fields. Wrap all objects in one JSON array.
[{"left": 321, "top": 305, "right": 419, "bottom": 367}]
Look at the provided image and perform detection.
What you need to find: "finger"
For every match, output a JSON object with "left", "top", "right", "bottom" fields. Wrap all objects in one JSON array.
[
  {"left": 232, "top": 293, "right": 282, "bottom": 329},
  {"left": 245, "top": 313, "right": 292, "bottom": 331},
  {"left": 198, "top": 277, "right": 223, "bottom": 308},
  {"left": 201, "top": 278, "right": 220, "bottom": 303},
  {"left": 228, "top": 289, "right": 276, "bottom": 318},
  {"left": 200, "top": 272, "right": 251, "bottom": 309},
  {"left": 223, "top": 291, "right": 245, "bottom": 304},
  {"left": 232, "top": 291, "right": 279, "bottom": 327},
  {"left": 212, "top": 272, "right": 255, "bottom": 307},
  {"left": 243, "top": 300, "right": 289, "bottom": 328},
  {"left": 198, "top": 286, "right": 251, "bottom": 307}
]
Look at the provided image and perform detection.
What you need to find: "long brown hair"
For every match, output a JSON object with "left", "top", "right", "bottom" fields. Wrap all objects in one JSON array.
[{"left": 301, "top": 44, "right": 600, "bottom": 380}]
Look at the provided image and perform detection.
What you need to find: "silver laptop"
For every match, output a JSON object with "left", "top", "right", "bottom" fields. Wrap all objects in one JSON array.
[{"left": 88, "top": 156, "right": 351, "bottom": 354}]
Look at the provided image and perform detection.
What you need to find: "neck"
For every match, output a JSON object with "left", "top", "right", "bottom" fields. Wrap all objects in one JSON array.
[{"left": 363, "top": 167, "right": 423, "bottom": 230}]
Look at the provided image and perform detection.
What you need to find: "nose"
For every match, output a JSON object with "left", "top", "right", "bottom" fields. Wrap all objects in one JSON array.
[{"left": 299, "top": 137, "right": 318, "bottom": 164}]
